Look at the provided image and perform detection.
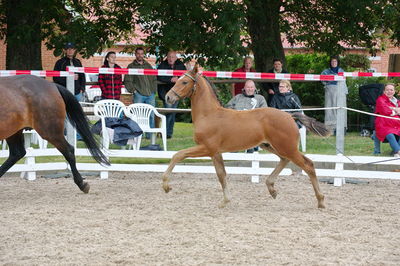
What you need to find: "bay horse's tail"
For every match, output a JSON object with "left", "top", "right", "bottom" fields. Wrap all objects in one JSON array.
[
  {"left": 55, "top": 84, "right": 110, "bottom": 166},
  {"left": 291, "top": 112, "right": 331, "bottom": 137}
]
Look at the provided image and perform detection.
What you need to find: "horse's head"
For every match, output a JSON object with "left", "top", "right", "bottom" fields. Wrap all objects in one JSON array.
[{"left": 166, "top": 63, "right": 199, "bottom": 104}]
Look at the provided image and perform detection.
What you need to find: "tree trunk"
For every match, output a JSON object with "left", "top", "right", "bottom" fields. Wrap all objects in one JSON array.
[
  {"left": 5, "top": 0, "right": 42, "bottom": 70},
  {"left": 245, "top": 0, "right": 285, "bottom": 72}
]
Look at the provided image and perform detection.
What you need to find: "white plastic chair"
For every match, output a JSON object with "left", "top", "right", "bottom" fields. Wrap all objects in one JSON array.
[
  {"left": 124, "top": 103, "right": 167, "bottom": 151},
  {"left": 94, "top": 100, "right": 140, "bottom": 150}
]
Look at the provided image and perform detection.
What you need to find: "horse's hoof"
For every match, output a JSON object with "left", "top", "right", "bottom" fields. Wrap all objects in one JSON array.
[
  {"left": 269, "top": 190, "right": 277, "bottom": 199},
  {"left": 318, "top": 201, "right": 325, "bottom": 208},
  {"left": 218, "top": 199, "right": 230, "bottom": 209},
  {"left": 81, "top": 182, "right": 90, "bottom": 194},
  {"left": 163, "top": 184, "right": 171, "bottom": 193}
]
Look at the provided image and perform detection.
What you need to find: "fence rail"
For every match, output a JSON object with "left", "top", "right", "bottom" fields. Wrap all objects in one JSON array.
[{"left": 1, "top": 148, "right": 400, "bottom": 185}]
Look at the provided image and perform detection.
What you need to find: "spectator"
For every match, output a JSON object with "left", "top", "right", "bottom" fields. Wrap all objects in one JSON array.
[
  {"left": 98, "top": 51, "right": 123, "bottom": 100},
  {"left": 225, "top": 80, "right": 267, "bottom": 110},
  {"left": 270, "top": 80, "right": 303, "bottom": 128},
  {"left": 263, "top": 58, "right": 289, "bottom": 105},
  {"left": 124, "top": 47, "right": 157, "bottom": 130},
  {"left": 270, "top": 80, "right": 302, "bottom": 112},
  {"left": 157, "top": 51, "right": 186, "bottom": 139},
  {"left": 374, "top": 83, "right": 400, "bottom": 157},
  {"left": 53, "top": 42, "right": 85, "bottom": 101},
  {"left": 321, "top": 56, "right": 348, "bottom": 132},
  {"left": 225, "top": 80, "right": 267, "bottom": 153},
  {"left": 231, "top": 56, "right": 256, "bottom": 97}
]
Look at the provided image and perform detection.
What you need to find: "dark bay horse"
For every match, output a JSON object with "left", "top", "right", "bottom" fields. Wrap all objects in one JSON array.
[
  {"left": 0, "top": 75, "right": 109, "bottom": 192},
  {"left": 162, "top": 65, "right": 331, "bottom": 208}
]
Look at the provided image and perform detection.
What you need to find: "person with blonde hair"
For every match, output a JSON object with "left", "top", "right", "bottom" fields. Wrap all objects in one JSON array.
[{"left": 270, "top": 80, "right": 302, "bottom": 114}]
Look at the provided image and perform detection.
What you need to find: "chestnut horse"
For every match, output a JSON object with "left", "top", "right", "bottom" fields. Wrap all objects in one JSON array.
[
  {"left": 0, "top": 75, "right": 109, "bottom": 192},
  {"left": 162, "top": 65, "right": 330, "bottom": 208}
]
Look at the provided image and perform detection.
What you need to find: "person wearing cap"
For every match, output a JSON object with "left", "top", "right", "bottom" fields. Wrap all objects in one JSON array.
[{"left": 53, "top": 42, "right": 86, "bottom": 101}]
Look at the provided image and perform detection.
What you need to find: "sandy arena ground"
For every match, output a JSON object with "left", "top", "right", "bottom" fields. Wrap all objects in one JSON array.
[{"left": 0, "top": 171, "right": 399, "bottom": 265}]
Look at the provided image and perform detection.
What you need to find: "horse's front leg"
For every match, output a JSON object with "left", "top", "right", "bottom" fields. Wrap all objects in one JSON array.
[
  {"left": 162, "top": 145, "right": 209, "bottom": 193},
  {"left": 212, "top": 153, "right": 230, "bottom": 208}
]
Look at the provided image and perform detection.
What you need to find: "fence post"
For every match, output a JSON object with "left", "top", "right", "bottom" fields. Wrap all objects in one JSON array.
[
  {"left": 336, "top": 81, "right": 346, "bottom": 155},
  {"left": 333, "top": 153, "right": 346, "bottom": 186},
  {"left": 251, "top": 152, "right": 260, "bottom": 183},
  {"left": 66, "top": 75, "right": 76, "bottom": 147},
  {"left": 20, "top": 147, "right": 36, "bottom": 181}
]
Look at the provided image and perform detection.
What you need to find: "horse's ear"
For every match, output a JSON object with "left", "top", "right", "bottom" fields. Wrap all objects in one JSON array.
[{"left": 193, "top": 63, "right": 199, "bottom": 74}]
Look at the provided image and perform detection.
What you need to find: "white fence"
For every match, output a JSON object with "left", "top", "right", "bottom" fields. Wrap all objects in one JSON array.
[{"left": 1, "top": 148, "right": 400, "bottom": 185}]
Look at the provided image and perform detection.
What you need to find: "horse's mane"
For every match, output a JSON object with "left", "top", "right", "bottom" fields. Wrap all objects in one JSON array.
[{"left": 202, "top": 75, "right": 223, "bottom": 106}]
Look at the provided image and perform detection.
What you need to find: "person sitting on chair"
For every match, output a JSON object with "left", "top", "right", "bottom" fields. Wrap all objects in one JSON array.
[
  {"left": 270, "top": 80, "right": 302, "bottom": 127},
  {"left": 374, "top": 83, "right": 400, "bottom": 157},
  {"left": 225, "top": 80, "right": 267, "bottom": 153},
  {"left": 225, "top": 80, "right": 267, "bottom": 110}
]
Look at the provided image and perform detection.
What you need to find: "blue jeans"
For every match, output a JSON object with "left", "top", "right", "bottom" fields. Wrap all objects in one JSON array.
[
  {"left": 372, "top": 131, "right": 381, "bottom": 154},
  {"left": 75, "top": 92, "right": 83, "bottom": 102},
  {"left": 133, "top": 92, "right": 156, "bottom": 129},
  {"left": 163, "top": 100, "right": 179, "bottom": 137},
  {"left": 385, "top": 133, "right": 400, "bottom": 153}
]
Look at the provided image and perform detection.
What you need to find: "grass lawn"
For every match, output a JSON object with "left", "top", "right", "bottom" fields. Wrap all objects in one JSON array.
[{"left": 1, "top": 122, "right": 392, "bottom": 165}]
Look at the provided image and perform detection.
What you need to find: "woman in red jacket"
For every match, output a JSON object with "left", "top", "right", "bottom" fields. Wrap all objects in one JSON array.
[
  {"left": 98, "top": 51, "right": 123, "bottom": 100},
  {"left": 375, "top": 83, "right": 400, "bottom": 157}
]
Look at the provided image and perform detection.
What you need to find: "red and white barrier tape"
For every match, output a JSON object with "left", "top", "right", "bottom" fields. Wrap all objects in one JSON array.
[
  {"left": 0, "top": 70, "right": 73, "bottom": 77},
  {"left": 340, "top": 72, "right": 400, "bottom": 78},
  {"left": 4, "top": 67, "right": 400, "bottom": 81},
  {"left": 67, "top": 66, "right": 345, "bottom": 81}
]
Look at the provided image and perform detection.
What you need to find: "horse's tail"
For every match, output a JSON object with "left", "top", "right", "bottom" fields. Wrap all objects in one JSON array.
[
  {"left": 291, "top": 112, "right": 331, "bottom": 137},
  {"left": 55, "top": 84, "right": 110, "bottom": 166}
]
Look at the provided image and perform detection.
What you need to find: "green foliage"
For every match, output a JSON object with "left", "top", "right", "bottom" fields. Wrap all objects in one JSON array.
[
  {"left": 136, "top": 0, "right": 246, "bottom": 67},
  {"left": 341, "top": 54, "right": 371, "bottom": 71}
]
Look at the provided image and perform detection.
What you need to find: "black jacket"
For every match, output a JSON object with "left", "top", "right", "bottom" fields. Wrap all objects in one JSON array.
[
  {"left": 265, "top": 68, "right": 289, "bottom": 94},
  {"left": 53, "top": 57, "right": 86, "bottom": 95},
  {"left": 270, "top": 91, "right": 302, "bottom": 112},
  {"left": 157, "top": 59, "right": 186, "bottom": 101}
]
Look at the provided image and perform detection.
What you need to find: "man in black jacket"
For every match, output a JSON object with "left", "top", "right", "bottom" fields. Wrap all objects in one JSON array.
[
  {"left": 53, "top": 42, "right": 86, "bottom": 101},
  {"left": 157, "top": 51, "right": 187, "bottom": 138},
  {"left": 262, "top": 58, "right": 289, "bottom": 105}
]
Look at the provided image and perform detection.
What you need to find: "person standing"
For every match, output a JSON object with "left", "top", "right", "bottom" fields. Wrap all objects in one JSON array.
[
  {"left": 124, "top": 47, "right": 158, "bottom": 134},
  {"left": 53, "top": 42, "right": 85, "bottom": 101},
  {"left": 98, "top": 51, "right": 123, "bottom": 100},
  {"left": 231, "top": 56, "right": 256, "bottom": 97},
  {"left": 263, "top": 58, "right": 289, "bottom": 105},
  {"left": 321, "top": 56, "right": 348, "bottom": 132},
  {"left": 157, "top": 51, "right": 186, "bottom": 138}
]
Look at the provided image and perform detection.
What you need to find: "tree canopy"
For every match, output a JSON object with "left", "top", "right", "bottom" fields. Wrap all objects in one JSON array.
[{"left": 0, "top": 0, "right": 398, "bottom": 70}]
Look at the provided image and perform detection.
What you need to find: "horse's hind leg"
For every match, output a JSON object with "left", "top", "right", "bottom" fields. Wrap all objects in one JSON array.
[
  {"left": 212, "top": 153, "right": 230, "bottom": 208},
  {"left": 0, "top": 131, "right": 26, "bottom": 177},
  {"left": 259, "top": 143, "right": 289, "bottom": 199},
  {"left": 290, "top": 152, "right": 325, "bottom": 208},
  {"left": 50, "top": 137, "right": 89, "bottom": 193}
]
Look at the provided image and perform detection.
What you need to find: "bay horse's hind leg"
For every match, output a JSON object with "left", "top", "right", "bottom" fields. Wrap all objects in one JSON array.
[
  {"left": 290, "top": 152, "right": 325, "bottom": 208},
  {"left": 0, "top": 131, "right": 26, "bottom": 177},
  {"left": 50, "top": 137, "right": 89, "bottom": 193},
  {"left": 259, "top": 143, "right": 289, "bottom": 199},
  {"left": 212, "top": 153, "right": 230, "bottom": 208}
]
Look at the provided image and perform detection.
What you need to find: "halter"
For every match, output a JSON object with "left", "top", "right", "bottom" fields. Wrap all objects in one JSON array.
[{"left": 170, "top": 72, "right": 198, "bottom": 99}]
